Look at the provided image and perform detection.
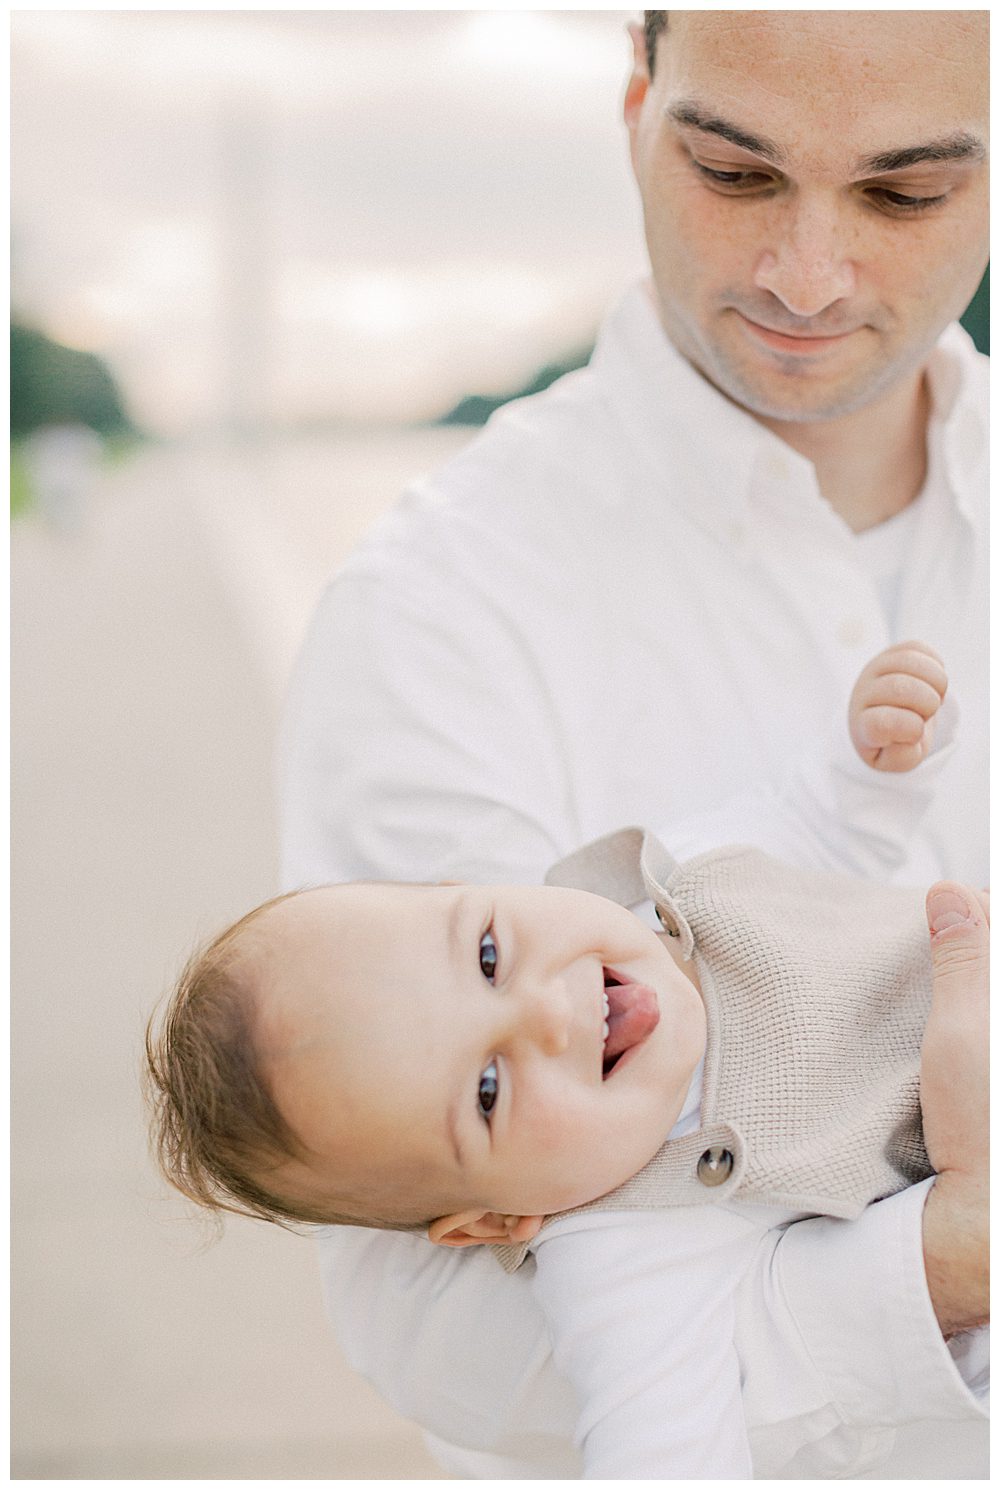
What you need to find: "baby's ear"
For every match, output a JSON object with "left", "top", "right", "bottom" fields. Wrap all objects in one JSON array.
[{"left": 427, "top": 1210, "right": 544, "bottom": 1248}]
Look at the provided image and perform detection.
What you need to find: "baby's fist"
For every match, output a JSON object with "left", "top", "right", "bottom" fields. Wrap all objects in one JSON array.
[{"left": 849, "top": 641, "right": 947, "bottom": 772}]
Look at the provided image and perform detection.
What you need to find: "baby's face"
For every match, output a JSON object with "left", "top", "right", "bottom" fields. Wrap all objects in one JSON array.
[{"left": 255, "top": 881, "right": 706, "bottom": 1224}]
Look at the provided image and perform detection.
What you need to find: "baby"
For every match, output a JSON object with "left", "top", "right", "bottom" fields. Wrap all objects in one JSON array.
[{"left": 146, "top": 640, "right": 988, "bottom": 1475}]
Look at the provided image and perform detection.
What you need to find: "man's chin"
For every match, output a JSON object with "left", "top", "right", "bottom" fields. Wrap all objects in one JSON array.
[{"left": 703, "top": 351, "right": 896, "bottom": 426}]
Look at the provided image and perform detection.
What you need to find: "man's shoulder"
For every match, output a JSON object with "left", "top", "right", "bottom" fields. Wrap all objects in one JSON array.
[
  {"left": 425, "top": 362, "right": 626, "bottom": 503},
  {"left": 934, "top": 322, "right": 990, "bottom": 419},
  {"left": 343, "top": 363, "right": 636, "bottom": 574}
]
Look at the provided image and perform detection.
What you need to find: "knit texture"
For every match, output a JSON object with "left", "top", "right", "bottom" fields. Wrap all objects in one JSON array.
[{"left": 493, "top": 831, "right": 931, "bottom": 1273}]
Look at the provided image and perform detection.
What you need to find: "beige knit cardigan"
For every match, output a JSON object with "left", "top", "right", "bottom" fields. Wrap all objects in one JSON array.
[{"left": 494, "top": 829, "right": 932, "bottom": 1274}]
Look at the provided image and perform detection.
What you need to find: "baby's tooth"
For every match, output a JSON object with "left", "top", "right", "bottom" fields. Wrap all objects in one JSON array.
[
  {"left": 602, "top": 1019, "right": 610, "bottom": 1040},
  {"left": 602, "top": 991, "right": 610, "bottom": 1016}
]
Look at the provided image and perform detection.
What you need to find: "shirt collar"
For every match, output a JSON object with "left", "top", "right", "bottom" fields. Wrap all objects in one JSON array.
[
  {"left": 922, "top": 321, "right": 988, "bottom": 526},
  {"left": 590, "top": 281, "right": 783, "bottom": 537},
  {"left": 592, "top": 281, "right": 986, "bottom": 535}
]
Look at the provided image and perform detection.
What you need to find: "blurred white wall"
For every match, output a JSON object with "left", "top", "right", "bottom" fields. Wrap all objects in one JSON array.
[{"left": 12, "top": 9, "right": 647, "bottom": 435}]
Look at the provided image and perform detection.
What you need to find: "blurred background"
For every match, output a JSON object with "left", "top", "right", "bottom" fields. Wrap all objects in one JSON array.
[
  {"left": 10, "top": 8, "right": 989, "bottom": 1480},
  {"left": 11, "top": 8, "right": 646, "bottom": 1479}
]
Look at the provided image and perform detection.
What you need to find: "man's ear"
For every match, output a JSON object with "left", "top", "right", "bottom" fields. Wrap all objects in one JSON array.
[
  {"left": 427, "top": 1210, "right": 545, "bottom": 1249},
  {"left": 623, "top": 21, "right": 651, "bottom": 136}
]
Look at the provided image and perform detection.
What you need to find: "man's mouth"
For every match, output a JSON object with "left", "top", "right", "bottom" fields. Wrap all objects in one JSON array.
[
  {"left": 736, "top": 313, "right": 858, "bottom": 356},
  {"left": 601, "top": 969, "right": 660, "bottom": 1078}
]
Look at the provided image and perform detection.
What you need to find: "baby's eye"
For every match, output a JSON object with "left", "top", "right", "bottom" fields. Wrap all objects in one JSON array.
[
  {"left": 479, "top": 928, "right": 498, "bottom": 982},
  {"left": 478, "top": 1060, "right": 499, "bottom": 1122}
]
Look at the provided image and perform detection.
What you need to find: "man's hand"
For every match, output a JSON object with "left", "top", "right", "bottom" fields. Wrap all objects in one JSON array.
[
  {"left": 849, "top": 641, "right": 947, "bottom": 772},
  {"left": 920, "top": 883, "right": 990, "bottom": 1181},
  {"left": 919, "top": 882, "right": 989, "bottom": 1336}
]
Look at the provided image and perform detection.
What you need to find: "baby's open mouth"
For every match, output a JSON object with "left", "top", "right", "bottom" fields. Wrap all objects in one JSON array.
[{"left": 601, "top": 969, "right": 660, "bottom": 1078}]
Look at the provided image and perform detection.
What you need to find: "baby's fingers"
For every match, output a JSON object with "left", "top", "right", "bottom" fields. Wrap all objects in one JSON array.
[
  {"left": 869, "top": 642, "right": 948, "bottom": 699},
  {"left": 861, "top": 670, "right": 945, "bottom": 720},
  {"left": 853, "top": 704, "right": 934, "bottom": 772},
  {"left": 849, "top": 642, "right": 948, "bottom": 773},
  {"left": 855, "top": 703, "right": 926, "bottom": 748}
]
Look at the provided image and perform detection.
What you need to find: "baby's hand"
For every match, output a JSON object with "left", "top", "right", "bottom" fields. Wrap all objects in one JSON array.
[{"left": 848, "top": 641, "right": 947, "bottom": 772}]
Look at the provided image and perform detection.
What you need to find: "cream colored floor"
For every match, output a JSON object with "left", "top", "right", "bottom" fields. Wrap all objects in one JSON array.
[{"left": 11, "top": 433, "right": 469, "bottom": 1479}]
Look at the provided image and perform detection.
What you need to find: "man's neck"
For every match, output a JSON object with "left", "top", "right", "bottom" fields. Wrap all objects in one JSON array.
[{"left": 756, "top": 372, "right": 931, "bottom": 535}]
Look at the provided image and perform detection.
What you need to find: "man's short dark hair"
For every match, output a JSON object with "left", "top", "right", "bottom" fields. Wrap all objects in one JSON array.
[{"left": 644, "top": 11, "right": 668, "bottom": 75}]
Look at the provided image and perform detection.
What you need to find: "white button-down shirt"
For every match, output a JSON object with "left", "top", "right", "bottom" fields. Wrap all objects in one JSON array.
[{"left": 280, "top": 284, "right": 988, "bottom": 1477}]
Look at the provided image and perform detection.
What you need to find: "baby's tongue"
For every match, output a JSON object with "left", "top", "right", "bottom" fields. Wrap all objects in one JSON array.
[{"left": 605, "top": 982, "right": 660, "bottom": 1060}]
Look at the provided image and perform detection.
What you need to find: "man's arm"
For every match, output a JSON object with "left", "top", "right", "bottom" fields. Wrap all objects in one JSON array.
[
  {"left": 531, "top": 1209, "right": 755, "bottom": 1478},
  {"left": 920, "top": 882, "right": 990, "bottom": 1336},
  {"left": 762, "top": 889, "right": 990, "bottom": 1437},
  {"left": 923, "top": 1179, "right": 989, "bottom": 1337}
]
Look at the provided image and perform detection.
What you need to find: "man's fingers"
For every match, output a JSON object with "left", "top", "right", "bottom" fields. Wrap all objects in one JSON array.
[{"left": 926, "top": 883, "right": 990, "bottom": 990}]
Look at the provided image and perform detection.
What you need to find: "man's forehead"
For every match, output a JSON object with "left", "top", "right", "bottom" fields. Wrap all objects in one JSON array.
[
  {"left": 669, "top": 8, "right": 988, "bottom": 51},
  {"left": 666, "top": 10, "right": 988, "bottom": 99},
  {"left": 662, "top": 11, "right": 987, "bottom": 166}
]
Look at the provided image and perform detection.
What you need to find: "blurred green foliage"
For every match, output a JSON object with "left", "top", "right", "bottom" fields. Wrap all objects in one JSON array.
[
  {"left": 437, "top": 346, "right": 593, "bottom": 426},
  {"left": 11, "top": 322, "right": 135, "bottom": 439},
  {"left": 960, "top": 265, "right": 989, "bottom": 354},
  {"left": 9, "top": 444, "right": 33, "bottom": 520}
]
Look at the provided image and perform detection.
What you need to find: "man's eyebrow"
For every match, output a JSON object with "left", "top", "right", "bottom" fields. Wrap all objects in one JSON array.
[
  {"left": 666, "top": 105, "right": 986, "bottom": 180},
  {"left": 666, "top": 101, "right": 785, "bottom": 165},
  {"left": 857, "top": 133, "right": 986, "bottom": 175}
]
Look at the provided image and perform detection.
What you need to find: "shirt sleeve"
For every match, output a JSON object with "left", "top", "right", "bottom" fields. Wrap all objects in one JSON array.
[
  {"left": 313, "top": 1224, "right": 582, "bottom": 1470},
  {"left": 279, "top": 554, "right": 576, "bottom": 891},
  {"left": 764, "top": 1178, "right": 989, "bottom": 1425},
  {"left": 661, "top": 694, "right": 959, "bottom": 881},
  {"left": 531, "top": 1208, "right": 759, "bottom": 1479}
]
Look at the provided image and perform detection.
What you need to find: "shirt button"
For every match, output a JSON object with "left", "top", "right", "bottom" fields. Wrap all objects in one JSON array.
[
  {"left": 697, "top": 1147, "right": 734, "bottom": 1187},
  {"left": 837, "top": 617, "right": 866, "bottom": 648}
]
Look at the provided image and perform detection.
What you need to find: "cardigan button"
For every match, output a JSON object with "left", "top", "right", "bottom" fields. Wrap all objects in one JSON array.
[
  {"left": 654, "top": 904, "right": 679, "bottom": 936},
  {"left": 697, "top": 1147, "right": 734, "bottom": 1187}
]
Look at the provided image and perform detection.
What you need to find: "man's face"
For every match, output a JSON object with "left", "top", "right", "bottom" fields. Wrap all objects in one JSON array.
[
  {"left": 254, "top": 881, "right": 706, "bottom": 1225},
  {"left": 625, "top": 11, "right": 989, "bottom": 424}
]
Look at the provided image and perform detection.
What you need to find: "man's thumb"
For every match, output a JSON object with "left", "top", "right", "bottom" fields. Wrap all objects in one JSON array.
[{"left": 926, "top": 883, "right": 989, "bottom": 980}]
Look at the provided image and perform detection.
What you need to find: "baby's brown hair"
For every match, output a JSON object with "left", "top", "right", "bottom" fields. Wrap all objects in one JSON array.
[
  {"left": 145, "top": 891, "right": 429, "bottom": 1235},
  {"left": 145, "top": 892, "right": 336, "bottom": 1230}
]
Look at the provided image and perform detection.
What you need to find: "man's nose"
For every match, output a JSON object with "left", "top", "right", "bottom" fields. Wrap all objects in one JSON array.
[{"left": 753, "top": 194, "right": 857, "bottom": 318}]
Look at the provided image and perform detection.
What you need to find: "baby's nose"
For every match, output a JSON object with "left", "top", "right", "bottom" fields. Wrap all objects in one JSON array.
[{"left": 518, "top": 980, "right": 572, "bottom": 1056}]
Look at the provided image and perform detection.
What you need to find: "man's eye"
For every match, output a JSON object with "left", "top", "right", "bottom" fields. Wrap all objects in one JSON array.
[
  {"left": 693, "top": 161, "right": 775, "bottom": 192},
  {"left": 478, "top": 1060, "right": 499, "bottom": 1121},
  {"left": 479, "top": 928, "right": 498, "bottom": 982},
  {"left": 868, "top": 187, "right": 948, "bottom": 214}
]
